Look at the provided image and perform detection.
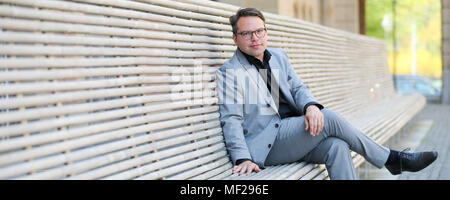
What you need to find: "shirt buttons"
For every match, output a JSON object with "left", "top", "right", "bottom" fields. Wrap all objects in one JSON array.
[
  {"left": 275, "top": 123, "right": 279, "bottom": 128},
  {"left": 268, "top": 144, "right": 272, "bottom": 148}
]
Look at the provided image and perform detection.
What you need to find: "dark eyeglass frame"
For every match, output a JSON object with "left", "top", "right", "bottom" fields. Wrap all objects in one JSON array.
[{"left": 236, "top": 27, "right": 267, "bottom": 40}]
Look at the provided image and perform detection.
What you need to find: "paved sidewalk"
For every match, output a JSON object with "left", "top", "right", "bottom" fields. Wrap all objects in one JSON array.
[
  {"left": 398, "top": 104, "right": 450, "bottom": 180},
  {"left": 359, "top": 103, "right": 450, "bottom": 180}
]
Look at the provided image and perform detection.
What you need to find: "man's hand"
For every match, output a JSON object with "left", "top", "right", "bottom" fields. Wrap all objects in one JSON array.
[
  {"left": 304, "top": 105, "right": 324, "bottom": 136},
  {"left": 232, "top": 160, "right": 261, "bottom": 175}
]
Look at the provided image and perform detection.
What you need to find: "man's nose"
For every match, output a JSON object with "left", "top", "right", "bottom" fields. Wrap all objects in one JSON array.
[{"left": 250, "top": 32, "right": 258, "bottom": 41}]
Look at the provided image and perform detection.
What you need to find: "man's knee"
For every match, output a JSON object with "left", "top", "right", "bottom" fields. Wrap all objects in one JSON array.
[
  {"left": 325, "top": 138, "right": 351, "bottom": 163},
  {"left": 327, "top": 138, "right": 350, "bottom": 153},
  {"left": 321, "top": 108, "right": 340, "bottom": 119},
  {"left": 321, "top": 108, "right": 344, "bottom": 127}
]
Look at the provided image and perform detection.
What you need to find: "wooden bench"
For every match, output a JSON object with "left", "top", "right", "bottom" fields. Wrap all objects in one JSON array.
[{"left": 0, "top": 0, "right": 425, "bottom": 180}]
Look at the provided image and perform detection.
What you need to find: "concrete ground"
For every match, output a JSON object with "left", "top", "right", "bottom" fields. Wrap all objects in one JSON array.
[{"left": 358, "top": 103, "right": 450, "bottom": 180}]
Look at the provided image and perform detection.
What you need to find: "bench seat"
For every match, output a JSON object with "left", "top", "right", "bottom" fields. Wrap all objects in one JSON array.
[
  {"left": 0, "top": 0, "right": 425, "bottom": 180},
  {"left": 196, "top": 94, "right": 425, "bottom": 180}
]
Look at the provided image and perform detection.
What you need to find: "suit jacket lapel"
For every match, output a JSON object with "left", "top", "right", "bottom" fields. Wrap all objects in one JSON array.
[
  {"left": 267, "top": 51, "right": 299, "bottom": 114},
  {"left": 235, "top": 49, "right": 279, "bottom": 113}
]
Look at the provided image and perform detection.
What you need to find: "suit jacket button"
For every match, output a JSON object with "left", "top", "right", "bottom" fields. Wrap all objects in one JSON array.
[
  {"left": 275, "top": 123, "right": 279, "bottom": 128},
  {"left": 243, "top": 129, "right": 248, "bottom": 134},
  {"left": 266, "top": 103, "right": 271, "bottom": 107},
  {"left": 268, "top": 144, "right": 272, "bottom": 148}
]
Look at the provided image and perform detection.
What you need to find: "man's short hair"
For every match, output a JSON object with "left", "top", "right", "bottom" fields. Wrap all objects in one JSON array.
[{"left": 229, "top": 8, "right": 266, "bottom": 35}]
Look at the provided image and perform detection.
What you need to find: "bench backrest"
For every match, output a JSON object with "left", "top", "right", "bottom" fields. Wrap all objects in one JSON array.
[{"left": 0, "top": 0, "right": 394, "bottom": 180}]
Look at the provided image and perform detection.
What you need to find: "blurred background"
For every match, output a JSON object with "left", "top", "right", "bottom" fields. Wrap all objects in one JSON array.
[{"left": 214, "top": 0, "right": 448, "bottom": 104}]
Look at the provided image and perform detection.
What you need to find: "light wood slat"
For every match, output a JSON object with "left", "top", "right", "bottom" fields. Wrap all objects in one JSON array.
[
  {"left": 3, "top": 85, "right": 214, "bottom": 109},
  {"left": 73, "top": 0, "right": 230, "bottom": 26},
  {"left": 73, "top": 131, "right": 224, "bottom": 180},
  {"left": 0, "top": 105, "right": 219, "bottom": 152},
  {"left": 137, "top": 0, "right": 231, "bottom": 18},
  {"left": 359, "top": 99, "right": 417, "bottom": 144},
  {"left": 364, "top": 106, "right": 414, "bottom": 148},
  {"left": 284, "top": 48, "right": 346, "bottom": 56},
  {"left": 0, "top": 96, "right": 217, "bottom": 124},
  {"left": 208, "top": 166, "right": 234, "bottom": 180},
  {"left": 0, "top": 44, "right": 348, "bottom": 58},
  {"left": 173, "top": 0, "right": 357, "bottom": 39},
  {"left": 82, "top": 0, "right": 350, "bottom": 44},
  {"left": 74, "top": 143, "right": 226, "bottom": 180},
  {"left": 2, "top": 0, "right": 227, "bottom": 30},
  {"left": 189, "top": 162, "right": 233, "bottom": 180},
  {"left": 257, "top": 164, "right": 298, "bottom": 180},
  {"left": 0, "top": 90, "right": 217, "bottom": 120},
  {"left": 300, "top": 166, "right": 326, "bottom": 180},
  {"left": 0, "top": 77, "right": 216, "bottom": 98},
  {"left": 0, "top": 1, "right": 352, "bottom": 48},
  {"left": 0, "top": 32, "right": 236, "bottom": 51},
  {"left": 0, "top": 105, "right": 219, "bottom": 150},
  {"left": 0, "top": 5, "right": 229, "bottom": 37},
  {"left": 287, "top": 54, "right": 350, "bottom": 61},
  {"left": 373, "top": 97, "right": 425, "bottom": 143},
  {"left": 17, "top": 135, "right": 224, "bottom": 179},
  {"left": 273, "top": 163, "right": 308, "bottom": 180},
  {"left": 0, "top": 88, "right": 216, "bottom": 109},
  {"left": 229, "top": 165, "right": 283, "bottom": 180},
  {"left": 167, "top": 157, "right": 231, "bottom": 180},
  {"left": 0, "top": 66, "right": 217, "bottom": 82},
  {"left": 155, "top": 0, "right": 350, "bottom": 41},
  {"left": 0, "top": 18, "right": 233, "bottom": 45},
  {"left": 4, "top": 126, "right": 223, "bottom": 179},
  {"left": 0, "top": 17, "right": 348, "bottom": 51},
  {"left": 0, "top": 113, "right": 221, "bottom": 169},
  {"left": 0, "top": 2, "right": 306, "bottom": 46},
  {"left": 0, "top": 57, "right": 227, "bottom": 69},
  {"left": 131, "top": 147, "right": 228, "bottom": 180},
  {"left": 0, "top": 76, "right": 216, "bottom": 95},
  {"left": 313, "top": 170, "right": 329, "bottom": 180},
  {"left": 0, "top": 45, "right": 234, "bottom": 58},
  {"left": 286, "top": 163, "right": 315, "bottom": 180},
  {"left": 290, "top": 59, "right": 349, "bottom": 65}
]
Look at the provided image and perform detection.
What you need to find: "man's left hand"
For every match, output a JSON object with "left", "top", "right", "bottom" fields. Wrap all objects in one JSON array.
[{"left": 304, "top": 105, "right": 324, "bottom": 136}]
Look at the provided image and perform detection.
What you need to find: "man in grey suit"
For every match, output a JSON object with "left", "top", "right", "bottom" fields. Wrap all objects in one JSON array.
[{"left": 216, "top": 8, "right": 438, "bottom": 180}]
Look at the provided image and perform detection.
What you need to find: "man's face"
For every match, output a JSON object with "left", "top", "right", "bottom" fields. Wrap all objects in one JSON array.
[{"left": 233, "top": 16, "right": 268, "bottom": 60}]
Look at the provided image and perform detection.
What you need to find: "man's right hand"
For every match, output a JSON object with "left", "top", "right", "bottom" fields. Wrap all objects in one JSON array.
[{"left": 232, "top": 160, "right": 261, "bottom": 175}]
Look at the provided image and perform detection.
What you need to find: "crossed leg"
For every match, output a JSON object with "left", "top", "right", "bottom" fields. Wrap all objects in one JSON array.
[{"left": 264, "top": 108, "right": 390, "bottom": 179}]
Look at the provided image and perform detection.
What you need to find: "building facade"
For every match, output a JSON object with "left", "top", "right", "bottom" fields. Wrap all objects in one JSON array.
[{"left": 216, "top": 0, "right": 366, "bottom": 34}]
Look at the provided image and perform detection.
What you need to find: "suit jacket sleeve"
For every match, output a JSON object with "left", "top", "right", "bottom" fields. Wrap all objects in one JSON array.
[
  {"left": 216, "top": 67, "right": 252, "bottom": 165},
  {"left": 280, "top": 50, "right": 322, "bottom": 114}
]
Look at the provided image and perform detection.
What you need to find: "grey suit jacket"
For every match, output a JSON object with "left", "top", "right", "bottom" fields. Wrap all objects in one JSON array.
[{"left": 216, "top": 48, "right": 318, "bottom": 167}]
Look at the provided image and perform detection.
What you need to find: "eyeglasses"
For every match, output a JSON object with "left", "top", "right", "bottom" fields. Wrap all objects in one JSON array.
[{"left": 236, "top": 28, "right": 267, "bottom": 40}]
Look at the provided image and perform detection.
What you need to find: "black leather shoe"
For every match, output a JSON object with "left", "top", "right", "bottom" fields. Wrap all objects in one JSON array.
[{"left": 385, "top": 148, "right": 438, "bottom": 175}]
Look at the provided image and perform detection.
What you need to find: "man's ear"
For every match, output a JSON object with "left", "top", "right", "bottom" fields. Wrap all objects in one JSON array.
[{"left": 232, "top": 34, "right": 238, "bottom": 46}]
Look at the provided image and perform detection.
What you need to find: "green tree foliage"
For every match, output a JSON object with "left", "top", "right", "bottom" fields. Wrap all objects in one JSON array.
[{"left": 366, "top": 0, "right": 442, "bottom": 78}]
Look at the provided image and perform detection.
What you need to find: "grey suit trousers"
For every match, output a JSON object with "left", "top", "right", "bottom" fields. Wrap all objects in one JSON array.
[{"left": 264, "top": 109, "right": 390, "bottom": 180}]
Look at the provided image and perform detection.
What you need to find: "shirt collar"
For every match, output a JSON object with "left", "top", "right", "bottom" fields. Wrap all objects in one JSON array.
[{"left": 238, "top": 48, "right": 272, "bottom": 68}]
